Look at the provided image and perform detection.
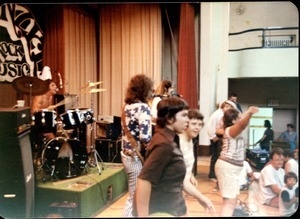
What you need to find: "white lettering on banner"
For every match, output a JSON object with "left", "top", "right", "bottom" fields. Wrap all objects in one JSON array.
[{"left": 0, "top": 3, "right": 44, "bottom": 82}]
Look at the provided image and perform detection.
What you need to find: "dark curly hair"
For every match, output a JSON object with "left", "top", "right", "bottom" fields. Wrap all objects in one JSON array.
[
  {"left": 124, "top": 74, "right": 153, "bottom": 104},
  {"left": 156, "top": 97, "right": 189, "bottom": 128}
]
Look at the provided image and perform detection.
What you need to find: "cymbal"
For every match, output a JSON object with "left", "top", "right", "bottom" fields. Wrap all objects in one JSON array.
[
  {"left": 80, "top": 88, "right": 106, "bottom": 94},
  {"left": 12, "top": 76, "right": 48, "bottom": 95},
  {"left": 80, "top": 81, "right": 103, "bottom": 89}
]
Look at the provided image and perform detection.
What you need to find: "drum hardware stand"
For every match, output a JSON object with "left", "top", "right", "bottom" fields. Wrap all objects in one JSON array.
[
  {"left": 88, "top": 84, "right": 106, "bottom": 174},
  {"left": 88, "top": 123, "right": 105, "bottom": 175}
]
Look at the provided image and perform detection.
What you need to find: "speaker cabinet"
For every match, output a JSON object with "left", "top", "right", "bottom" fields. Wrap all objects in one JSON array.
[
  {"left": 96, "top": 122, "right": 122, "bottom": 140},
  {"left": 95, "top": 138, "right": 121, "bottom": 163},
  {"left": 0, "top": 108, "right": 35, "bottom": 218}
]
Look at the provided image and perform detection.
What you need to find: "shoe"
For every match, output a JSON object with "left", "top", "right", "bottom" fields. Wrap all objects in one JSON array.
[
  {"left": 212, "top": 185, "right": 219, "bottom": 192},
  {"left": 88, "top": 160, "right": 96, "bottom": 168},
  {"left": 87, "top": 156, "right": 97, "bottom": 168},
  {"left": 209, "top": 178, "right": 217, "bottom": 182}
]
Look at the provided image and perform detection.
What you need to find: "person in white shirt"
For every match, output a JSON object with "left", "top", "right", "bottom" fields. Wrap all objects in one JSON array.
[
  {"left": 283, "top": 149, "right": 299, "bottom": 179},
  {"left": 179, "top": 109, "right": 215, "bottom": 214},
  {"left": 279, "top": 171, "right": 298, "bottom": 216},
  {"left": 259, "top": 147, "right": 285, "bottom": 208},
  {"left": 239, "top": 160, "right": 255, "bottom": 190}
]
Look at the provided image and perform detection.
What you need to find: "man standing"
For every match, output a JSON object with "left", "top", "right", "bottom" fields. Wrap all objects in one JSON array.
[
  {"left": 228, "top": 92, "right": 243, "bottom": 113},
  {"left": 277, "top": 124, "right": 298, "bottom": 152}
]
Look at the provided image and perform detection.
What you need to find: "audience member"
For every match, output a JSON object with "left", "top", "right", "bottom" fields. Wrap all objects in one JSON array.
[
  {"left": 228, "top": 92, "right": 243, "bottom": 112},
  {"left": 283, "top": 149, "right": 299, "bottom": 179},
  {"left": 277, "top": 124, "right": 298, "bottom": 152},
  {"left": 150, "top": 80, "right": 174, "bottom": 133},
  {"left": 294, "top": 148, "right": 299, "bottom": 163},
  {"left": 120, "top": 74, "right": 153, "bottom": 217},
  {"left": 255, "top": 120, "right": 274, "bottom": 151},
  {"left": 279, "top": 171, "right": 298, "bottom": 216},
  {"left": 207, "top": 100, "right": 237, "bottom": 183},
  {"left": 259, "top": 147, "right": 285, "bottom": 208},
  {"left": 179, "top": 109, "right": 215, "bottom": 213},
  {"left": 239, "top": 160, "right": 256, "bottom": 190},
  {"left": 135, "top": 97, "right": 189, "bottom": 217},
  {"left": 215, "top": 106, "right": 259, "bottom": 216}
]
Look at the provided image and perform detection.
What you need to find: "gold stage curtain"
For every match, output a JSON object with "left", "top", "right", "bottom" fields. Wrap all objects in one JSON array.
[
  {"left": 177, "top": 3, "right": 198, "bottom": 109},
  {"left": 99, "top": 4, "right": 162, "bottom": 117},
  {"left": 43, "top": 5, "right": 98, "bottom": 111}
]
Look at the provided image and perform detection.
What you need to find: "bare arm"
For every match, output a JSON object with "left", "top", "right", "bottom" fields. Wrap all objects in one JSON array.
[
  {"left": 183, "top": 174, "right": 215, "bottom": 213},
  {"left": 136, "top": 178, "right": 151, "bottom": 217},
  {"left": 31, "top": 96, "right": 43, "bottom": 114},
  {"left": 269, "top": 184, "right": 282, "bottom": 195},
  {"left": 229, "top": 106, "right": 259, "bottom": 138},
  {"left": 255, "top": 134, "right": 267, "bottom": 145}
]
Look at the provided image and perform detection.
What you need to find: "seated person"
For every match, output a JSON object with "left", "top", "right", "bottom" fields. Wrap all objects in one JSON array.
[
  {"left": 279, "top": 171, "right": 298, "bottom": 216},
  {"left": 239, "top": 160, "right": 256, "bottom": 190},
  {"left": 283, "top": 149, "right": 299, "bottom": 179},
  {"left": 259, "top": 147, "right": 285, "bottom": 208}
]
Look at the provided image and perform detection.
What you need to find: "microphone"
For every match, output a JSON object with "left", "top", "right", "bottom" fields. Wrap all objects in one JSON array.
[
  {"left": 58, "top": 72, "right": 63, "bottom": 89},
  {"left": 152, "top": 94, "right": 162, "bottom": 98},
  {"left": 151, "top": 94, "right": 169, "bottom": 98},
  {"left": 171, "top": 92, "right": 183, "bottom": 98}
]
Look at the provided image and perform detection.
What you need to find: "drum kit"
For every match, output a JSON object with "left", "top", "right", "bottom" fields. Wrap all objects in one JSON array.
[{"left": 12, "top": 76, "right": 106, "bottom": 181}]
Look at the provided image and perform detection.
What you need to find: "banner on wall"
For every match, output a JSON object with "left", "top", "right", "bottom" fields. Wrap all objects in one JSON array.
[{"left": 0, "top": 3, "right": 44, "bottom": 82}]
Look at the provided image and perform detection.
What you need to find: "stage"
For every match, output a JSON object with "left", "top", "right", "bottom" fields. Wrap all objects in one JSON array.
[{"left": 35, "top": 163, "right": 127, "bottom": 218}]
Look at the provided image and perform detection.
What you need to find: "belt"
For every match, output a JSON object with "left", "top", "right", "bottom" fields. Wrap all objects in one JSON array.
[
  {"left": 219, "top": 155, "right": 243, "bottom": 167},
  {"left": 122, "top": 148, "right": 137, "bottom": 157},
  {"left": 121, "top": 151, "right": 140, "bottom": 162}
]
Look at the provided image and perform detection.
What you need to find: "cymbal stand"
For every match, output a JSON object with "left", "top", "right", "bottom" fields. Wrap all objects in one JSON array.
[
  {"left": 88, "top": 124, "right": 105, "bottom": 175},
  {"left": 88, "top": 86, "right": 105, "bottom": 174}
]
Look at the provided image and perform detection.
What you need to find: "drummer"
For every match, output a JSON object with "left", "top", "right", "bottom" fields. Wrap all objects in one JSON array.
[
  {"left": 30, "top": 66, "right": 58, "bottom": 166},
  {"left": 31, "top": 66, "right": 58, "bottom": 115}
]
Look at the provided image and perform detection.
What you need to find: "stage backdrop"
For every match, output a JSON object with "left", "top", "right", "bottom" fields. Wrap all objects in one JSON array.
[{"left": 0, "top": 3, "right": 44, "bottom": 82}]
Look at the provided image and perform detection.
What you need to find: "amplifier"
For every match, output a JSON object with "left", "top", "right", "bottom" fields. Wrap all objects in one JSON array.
[
  {"left": 95, "top": 138, "right": 121, "bottom": 163},
  {"left": 0, "top": 107, "right": 31, "bottom": 136},
  {"left": 98, "top": 115, "right": 121, "bottom": 124},
  {"left": 96, "top": 122, "right": 122, "bottom": 140}
]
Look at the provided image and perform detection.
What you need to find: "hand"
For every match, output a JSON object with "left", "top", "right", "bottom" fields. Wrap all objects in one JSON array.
[
  {"left": 198, "top": 195, "right": 216, "bottom": 214},
  {"left": 212, "top": 137, "right": 219, "bottom": 143},
  {"left": 247, "top": 106, "right": 259, "bottom": 114}
]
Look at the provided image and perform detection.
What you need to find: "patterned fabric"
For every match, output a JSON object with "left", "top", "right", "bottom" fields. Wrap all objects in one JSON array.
[
  {"left": 279, "top": 185, "right": 298, "bottom": 216},
  {"left": 123, "top": 102, "right": 152, "bottom": 151},
  {"left": 220, "top": 128, "right": 245, "bottom": 166},
  {"left": 121, "top": 102, "right": 151, "bottom": 217}
]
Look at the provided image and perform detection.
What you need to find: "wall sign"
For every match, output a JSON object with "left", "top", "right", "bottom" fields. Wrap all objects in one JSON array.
[{"left": 0, "top": 3, "right": 44, "bottom": 82}]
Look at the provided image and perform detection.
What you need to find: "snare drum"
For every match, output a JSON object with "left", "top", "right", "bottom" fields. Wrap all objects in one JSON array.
[
  {"left": 31, "top": 110, "right": 58, "bottom": 133},
  {"left": 41, "top": 137, "right": 87, "bottom": 179}
]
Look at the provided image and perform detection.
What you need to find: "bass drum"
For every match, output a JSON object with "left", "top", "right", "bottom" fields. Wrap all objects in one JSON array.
[{"left": 42, "top": 137, "right": 88, "bottom": 179}]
